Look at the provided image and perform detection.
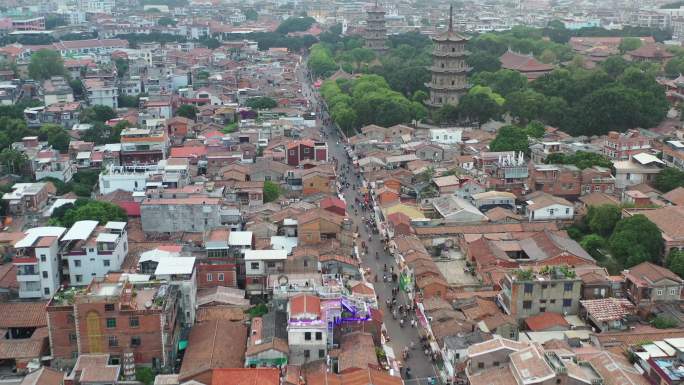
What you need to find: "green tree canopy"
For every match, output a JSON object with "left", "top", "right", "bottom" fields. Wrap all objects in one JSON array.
[
  {"left": 244, "top": 9, "right": 258, "bottom": 20},
  {"left": 51, "top": 199, "right": 127, "bottom": 227},
  {"left": 609, "top": 214, "right": 664, "bottom": 268},
  {"left": 263, "top": 180, "right": 281, "bottom": 203},
  {"left": 28, "top": 49, "right": 66, "bottom": 80},
  {"left": 489, "top": 125, "right": 529, "bottom": 154},
  {"left": 619, "top": 37, "right": 643, "bottom": 53},
  {"left": 457, "top": 92, "right": 501, "bottom": 126},
  {"left": 157, "top": 16, "right": 177, "bottom": 26},
  {"left": 544, "top": 151, "right": 613, "bottom": 170},
  {"left": 40, "top": 124, "right": 70, "bottom": 153},
  {"left": 667, "top": 249, "right": 684, "bottom": 278},
  {"left": 276, "top": 16, "right": 316, "bottom": 34},
  {"left": 80, "top": 106, "right": 116, "bottom": 123},
  {"left": 654, "top": 167, "right": 684, "bottom": 193},
  {"left": 586, "top": 204, "right": 622, "bottom": 237},
  {"left": 176, "top": 104, "right": 198, "bottom": 120},
  {"left": 245, "top": 96, "right": 278, "bottom": 109},
  {"left": 466, "top": 52, "right": 502, "bottom": 73}
]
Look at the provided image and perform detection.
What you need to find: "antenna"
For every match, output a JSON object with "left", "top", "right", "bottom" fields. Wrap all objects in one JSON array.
[{"left": 448, "top": 3, "right": 454, "bottom": 32}]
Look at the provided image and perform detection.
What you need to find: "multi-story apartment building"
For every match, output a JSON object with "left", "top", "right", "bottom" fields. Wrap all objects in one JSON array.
[
  {"left": 42, "top": 76, "right": 74, "bottom": 106},
  {"left": 140, "top": 196, "right": 221, "bottom": 233},
  {"left": 498, "top": 267, "right": 583, "bottom": 320},
  {"left": 1, "top": 182, "right": 51, "bottom": 215},
  {"left": 604, "top": 130, "right": 652, "bottom": 160},
  {"left": 529, "top": 164, "right": 615, "bottom": 199},
  {"left": 60, "top": 221, "right": 128, "bottom": 286},
  {"left": 629, "top": 10, "right": 669, "bottom": 29},
  {"left": 14, "top": 226, "right": 66, "bottom": 299},
  {"left": 119, "top": 127, "right": 169, "bottom": 165},
  {"left": 47, "top": 278, "right": 182, "bottom": 369},
  {"left": 33, "top": 149, "right": 75, "bottom": 183},
  {"left": 244, "top": 250, "right": 287, "bottom": 296},
  {"left": 662, "top": 140, "right": 684, "bottom": 171},
  {"left": 199, "top": 228, "right": 239, "bottom": 289},
  {"left": 153, "top": 256, "right": 197, "bottom": 325},
  {"left": 84, "top": 78, "right": 118, "bottom": 109},
  {"left": 287, "top": 294, "right": 327, "bottom": 365},
  {"left": 79, "top": 0, "right": 115, "bottom": 13}
]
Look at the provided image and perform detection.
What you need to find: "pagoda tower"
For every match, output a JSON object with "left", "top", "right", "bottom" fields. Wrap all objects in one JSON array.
[
  {"left": 364, "top": 2, "right": 387, "bottom": 54},
  {"left": 426, "top": 4, "right": 470, "bottom": 108}
]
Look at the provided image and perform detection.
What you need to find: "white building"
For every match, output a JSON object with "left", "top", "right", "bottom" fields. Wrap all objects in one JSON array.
[
  {"left": 429, "top": 128, "right": 463, "bottom": 144},
  {"left": 60, "top": 221, "right": 128, "bottom": 286},
  {"left": 244, "top": 249, "right": 287, "bottom": 295},
  {"left": 14, "top": 226, "right": 66, "bottom": 299},
  {"left": 287, "top": 294, "right": 327, "bottom": 365},
  {"left": 84, "top": 78, "right": 118, "bottom": 109},
  {"left": 613, "top": 153, "right": 665, "bottom": 190},
  {"left": 154, "top": 256, "right": 197, "bottom": 325},
  {"left": 228, "top": 231, "right": 253, "bottom": 255},
  {"left": 79, "top": 0, "right": 115, "bottom": 13},
  {"left": 99, "top": 164, "right": 157, "bottom": 194},
  {"left": 526, "top": 193, "right": 574, "bottom": 221}
]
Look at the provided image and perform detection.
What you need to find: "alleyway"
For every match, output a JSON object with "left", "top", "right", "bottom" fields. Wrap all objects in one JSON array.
[{"left": 296, "top": 64, "right": 439, "bottom": 384}]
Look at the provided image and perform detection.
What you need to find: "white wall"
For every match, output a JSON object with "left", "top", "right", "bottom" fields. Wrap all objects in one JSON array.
[{"left": 529, "top": 203, "right": 574, "bottom": 221}]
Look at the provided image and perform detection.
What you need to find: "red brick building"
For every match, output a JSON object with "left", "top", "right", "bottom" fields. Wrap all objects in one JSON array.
[
  {"left": 604, "top": 130, "right": 652, "bottom": 160},
  {"left": 46, "top": 277, "right": 181, "bottom": 369},
  {"left": 529, "top": 163, "right": 614, "bottom": 199},
  {"left": 286, "top": 140, "right": 328, "bottom": 166}
]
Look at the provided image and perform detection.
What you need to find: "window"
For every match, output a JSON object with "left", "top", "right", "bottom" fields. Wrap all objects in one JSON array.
[
  {"left": 319, "top": 349, "right": 325, "bottom": 358},
  {"left": 305, "top": 332, "right": 311, "bottom": 340},
  {"left": 44, "top": 287, "right": 50, "bottom": 295},
  {"left": 104, "top": 303, "right": 115, "bottom": 312},
  {"left": 315, "top": 332, "right": 322, "bottom": 340},
  {"left": 657, "top": 288, "right": 664, "bottom": 296},
  {"left": 207, "top": 273, "right": 213, "bottom": 282},
  {"left": 556, "top": 379, "right": 562, "bottom": 385},
  {"left": 304, "top": 350, "right": 310, "bottom": 358},
  {"left": 671, "top": 288, "right": 678, "bottom": 296},
  {"left": 74, "top": 260, "right": 81, "bottom": 267},
  {"left": 218, "top": 273, "right": 224, "bottom": 282},
  {"left": 523, "top": 300, "right": 532, "bottom": 309},
  {"left": 131, "top": 336, "right": 141, "bottom": 347},
  {"left": 69, "top": 333, "right": 77, "bottom": 342},
  {"left": 565, "top": 208, "right": 570, "bottom": 214},
  {"left": 250, "top": 262, "right": 259, "bottom": 270},
  {"left": 478, "top": 362, "right": 485, "bottom": 369},
  {"left": 550, "top": 299, "right": 556, "bottom": 304},
  {"left": 108, "top": 336, "right": 118, "bottom": 347},
  {"left": 267, "top": 261, "right": 276, "bottom": 268},
  {"left": 493, "top": 361, "right": 500, "bottom": 367},
  {"left": 103, "top": 260, "right": 110, "bottom": 267},
  {"left": 129, "top": 316, "right": 139, "bottom": 328},
  {"left": 75, "top": 275, "right": 82, "bottom": 283},
  {"left": 563, "top": 299, "right": 572, "bottom": 307},
  {"left": 42, "top": 271, "right": 48, "bottom": 278},
  {"left": 40, "top": 254, "right": 46, "bottom": 262},
  {"left": 524, "top": 283, "right": 533, "bottom": 294},
  {"left": 106, "top": 318, "right": 116, "bottom": 328},
  {"left": 564, "top": 283, "right": 573, "bottom": 292},
  {"left": 67, "top": 314, "right": 75, "bottom": 324},
  {"left": 540, "top": 307, "right": 546, "bottom": 313}
]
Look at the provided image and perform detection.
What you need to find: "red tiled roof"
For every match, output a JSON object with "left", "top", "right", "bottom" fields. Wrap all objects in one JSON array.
[
  {"left": 0, "top": 302, "right": 47, "bottom": 328},
  {"left": 212, "top": 368, "right": 280, "bottom": 385},
  {"left": 500, "top": 51, "right": 554, "bottom": 73},
  {"left": 524, "top": 312, "right": 569, "bottom": 331},
  {"left": 320, "top": 196, "right": 346, "bottom": 211},
  {"left": 170, "top": 145, "right": 207, "bottom": 158},
  {"left": 289, "top": 294, "right": 321, "bottom": 318}
]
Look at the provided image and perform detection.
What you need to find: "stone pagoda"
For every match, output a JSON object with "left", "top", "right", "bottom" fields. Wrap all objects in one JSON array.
[
  {"left": 426, "top": 5, "right": 470, "bottom": 108},
  {"left": 364, "top": 1, "right": 387, "bottom": 54}
]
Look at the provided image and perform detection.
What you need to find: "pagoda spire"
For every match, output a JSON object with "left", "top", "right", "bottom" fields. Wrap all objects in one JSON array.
[{"left": 448, "top": 3, "right": 453, "bottom": 32}]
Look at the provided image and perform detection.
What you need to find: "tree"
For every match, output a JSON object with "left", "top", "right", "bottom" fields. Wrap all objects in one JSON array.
[
  {"left": 619, "top": 37, "right": 643, "bottom": 53},
  {"left": 276, "top": 16, "right": 316, "bottom": 34},
  {"left": 331, "top": 104, "right": 357, "bottom": 135},
  {"left": 412, "top": 90, "right": 428, "bottom": 103},
  {"left": 263, "top": 181, "right": 281, "bottom": 203},
  {"left": 524, "top": 120, "right": 545, "bottom": 138},
  {"left": 28, "top": 49, "right": 66, "bottom": 80},
  {"left": 0, "top": 148, "right": 28, "bottom": 175},
  {"left": 545, "top": 151, "right": 613, "bottom": 170},
  {"left": 40, "top": 124, "right": 70, "bottom": 153},
  {"left": 489, "top": 125, "right": 529, "bottom": 154},
  {"left": 667, "top": 249, "right": 684, "bottom": 278},
  {"left": 433, "top": 104, "right": 459, "bottom": 125},
  {"left": 244, "top": 9, "right": 258, "bottom": 21},
  {"left": 245, "top": 96, "right": 278, "bottom": 109},
  {"left": 70, "top": 79, "right": 84, "bottom": 98},
  {"left": 586, "top": 204, "right": 622, "bottom": 237},
  {"left": 176, "top": 104, "right": 197, "bottom": 120},
  {"left": 457, "top": 92, "right": 501, "bottom": 126},
  {"left": 580, "top": 234, "right": 607, "bottom": 260},
  {"left": 505, "top": 89, "right": 546, "bottom": 124},
  {"left": 308, "top": 44, "right": 337, "bottom": 78},
  {"left": 654, "top": 167, "right": 684, "bottom": 193},
  {"left": 80, "top": 106, "right": 116, "bottom": 123},
  {"left": 53, "top": 200, "right": 127, "bottom": 227},
  {"left": 472, "top": 69, "right": 528, "bottom": 97},
  {"left": 652, "top": 315, "right": 679, "bottom": 329},
  {"left": 118, "top": 94, "right": 140, "bottom": 108},
  {"left": 202, "top": 38, "right": 221, "bottom": 49},
  {"left": 466, "top": 52, "right": 502, "bottom": 73},
  {"left": 114, "top": 58, "right": 128, "bottom": 78},
  {"left": 136, "top": 367, "right": 155, "bottom": 385},
  {"left": 157, "top": 16, "right": 176, "bottom": 26},
  {"left": 609, "top": 214, "right": 664, "bottom": 268}
]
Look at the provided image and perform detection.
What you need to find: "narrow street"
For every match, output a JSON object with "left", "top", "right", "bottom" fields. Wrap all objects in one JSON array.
[{"left": 296, "top": 63, "right": 439, "bottom": 384}]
